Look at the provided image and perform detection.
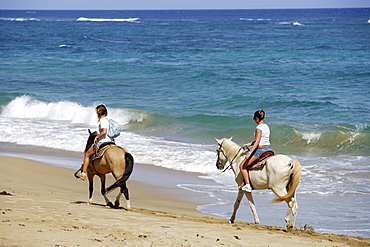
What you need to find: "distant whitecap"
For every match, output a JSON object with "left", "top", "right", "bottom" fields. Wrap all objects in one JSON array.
[
  {"left": 293, "top": 22, "right": 304, "bottom": 26},
  {"left": 0, "top": 17, "right": 40, "bottom": 21},
  {"left": 76, "top": 17, "right": 139, "bottom": 22}
]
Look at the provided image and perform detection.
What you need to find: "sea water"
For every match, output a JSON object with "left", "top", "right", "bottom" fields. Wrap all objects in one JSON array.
[{"left": 0, "top": 9, "right": 369, "bottom": 237}]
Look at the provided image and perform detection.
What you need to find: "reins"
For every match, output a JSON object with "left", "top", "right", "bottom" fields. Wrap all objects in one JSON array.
[{"left": 220, "top": 146, "right": 244, "bottom": 173}]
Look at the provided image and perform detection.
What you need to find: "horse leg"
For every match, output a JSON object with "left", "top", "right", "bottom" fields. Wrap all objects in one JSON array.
[
  {"left": 289, "top": 192, "right": 298, "bottom": 230},
  {"left": 114, "top": 190, "right": 122, "bottom": 208},
  {"left": 88, "top": 178, "right": 94, "bottom": 205},
  {"left": 284, "top": 197, "right": 293, "bottom": 230},
  {"left": 100, "top": 175, "right": 114, "bottom": 208},
  {"left": 272, "top": 186, "right": 295, "bottom": 229},
  {"left": 116, "top": 182, "right": 130, "bottom": 209},
  {"left": 229, "top": 190, "right": 244, "bottom": 223},
  {"left": 245, "top": 191, "right": 260, "bottom": 224}
]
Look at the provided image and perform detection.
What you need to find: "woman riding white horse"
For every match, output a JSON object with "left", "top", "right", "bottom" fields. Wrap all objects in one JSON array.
[
  {"left": 239, "top": 109, "right": 273, "bottom": 192},
  {"left": 215, "top": 137, "right": 301, "bottom": 230}
]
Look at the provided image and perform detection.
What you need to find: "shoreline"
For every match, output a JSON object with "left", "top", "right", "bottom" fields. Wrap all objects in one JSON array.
[
  {"left": 0, "top": 142, "right": 218, "bottom": 215},
  {"left": 1, "top": 154, "right": 369, "bottom": 246}
]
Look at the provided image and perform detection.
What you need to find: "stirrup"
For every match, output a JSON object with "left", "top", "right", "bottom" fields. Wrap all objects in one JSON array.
[
  {"left": 74, "top": 168, "right": 86, "bottom": 180},
  {"left": 74, "top": 168, "right": 82, "bottom": 179},
  {"left": 76, "top": 172, "right": 86, "bottom": 181}
]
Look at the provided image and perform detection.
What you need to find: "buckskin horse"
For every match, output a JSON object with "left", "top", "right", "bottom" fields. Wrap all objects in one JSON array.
[
  {"left": 75, "top": 130, "right": 134, "bottom": 209},
  {"left": 215, "top": 137, "right": 301, "bottom": 230}
]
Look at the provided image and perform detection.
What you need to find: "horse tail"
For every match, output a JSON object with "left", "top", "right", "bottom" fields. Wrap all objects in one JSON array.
[
  {"left": 105, "top": 152, "right": 134, "bottom": 194},
  {"left": 270, "top": 158, "right": 301, "bottom": 204}
]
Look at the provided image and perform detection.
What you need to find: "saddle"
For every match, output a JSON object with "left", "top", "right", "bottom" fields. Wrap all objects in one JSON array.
[
  {"left": 247, "top": 151, "right": 275, "bottom": 170},
  {"left": 90, "top": 142, "right": 116, "bottom": 162}
]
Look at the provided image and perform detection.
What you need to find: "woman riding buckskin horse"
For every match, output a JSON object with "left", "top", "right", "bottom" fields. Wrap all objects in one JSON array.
[
  {"left": 239, "top": 109, "right": 273, "bottom": 192},
  {"left": 76, "top": 104, "right": 115, "bottom": 180}
]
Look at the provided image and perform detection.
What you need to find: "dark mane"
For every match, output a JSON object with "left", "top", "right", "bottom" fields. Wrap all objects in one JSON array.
[{"left": 85, "top": 130, "right": 98, "bottom": 153}]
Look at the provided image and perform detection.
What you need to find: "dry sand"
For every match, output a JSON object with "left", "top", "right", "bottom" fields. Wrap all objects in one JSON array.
[{"left": 1, "top": 155, "right": 369, "bottom": 247}]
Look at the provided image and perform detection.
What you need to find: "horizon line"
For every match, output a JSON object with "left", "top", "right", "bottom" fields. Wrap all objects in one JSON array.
[{"left": 1, "top": 7, "right": 370, "bottom": 11}]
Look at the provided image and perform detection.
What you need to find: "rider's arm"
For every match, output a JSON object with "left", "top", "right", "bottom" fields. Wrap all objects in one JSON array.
[
  {"left": 248, "top": 129, "right": 262, "bottom": 154},
  {"left": 94, "top": 128, "right": 107, "bottom": 144},
  {"left": 242, "top": 142, "right": 253, "bottom": 149}
]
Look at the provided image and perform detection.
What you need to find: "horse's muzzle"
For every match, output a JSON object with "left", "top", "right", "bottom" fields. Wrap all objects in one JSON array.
[{"left": 216, "top": 159, "right": 224, "bottom": 170}]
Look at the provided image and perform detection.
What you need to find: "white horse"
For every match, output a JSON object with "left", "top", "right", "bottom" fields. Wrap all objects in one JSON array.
[{"left": 215, "top": 137, "right": 301, "bottom": 230}]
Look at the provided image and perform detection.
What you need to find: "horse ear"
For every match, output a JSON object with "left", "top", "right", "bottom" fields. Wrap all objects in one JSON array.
[
  {"left": 229, "top": 137, "right": 233, "bottom": 141},
  {"left": 88, "top": 129, "right": 91, "bottom": 134},
  {"left": 214, "top": 138, "right": 221, "bottom": 144}
]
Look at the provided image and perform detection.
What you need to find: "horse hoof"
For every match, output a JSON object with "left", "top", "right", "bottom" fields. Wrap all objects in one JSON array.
[
  {"left": 228, "top": 220, "right": 234, "bottom": 224},
  {"left": 114, "top": 202, "right": 120, "bottom": 208},
  {"left": 107, "top": 202, "right": 115, "bottom": 208},
  {"left": 286, "top": 223, "right": 294, "bottom": 231}
]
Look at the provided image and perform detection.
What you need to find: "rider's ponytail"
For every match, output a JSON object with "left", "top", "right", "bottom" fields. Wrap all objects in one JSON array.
[
  {"left": 254, "top": 109, "right": 265, "bottom": 121},
  {"left": 96, "top": 104, "right": 108, "bottom": 121}
]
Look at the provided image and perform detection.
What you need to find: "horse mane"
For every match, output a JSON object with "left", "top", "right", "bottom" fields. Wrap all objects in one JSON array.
[
  {"left": 85, "top": 130, "right": 98, "bottom": 153},
  {"left": 222, "top": 138, "right": 244, "bottom": 156}
]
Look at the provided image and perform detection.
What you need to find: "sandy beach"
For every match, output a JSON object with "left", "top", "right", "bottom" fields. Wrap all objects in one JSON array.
[{"left": 1, "top": 155, "right": 369, "bottom": 247}]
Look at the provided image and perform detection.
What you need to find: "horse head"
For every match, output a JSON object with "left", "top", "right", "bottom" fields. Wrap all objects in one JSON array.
[
  {"left": 85, "top": 129, "right": 98, "bottom": 153},
  {"left": 215, "top": 138, "right": 231, "bottom": 170}
]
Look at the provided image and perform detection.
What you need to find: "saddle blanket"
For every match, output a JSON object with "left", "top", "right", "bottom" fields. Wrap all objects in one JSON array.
[
  {"left": 91, "top": 142, "right": 116, "bottom": 162},
  {"left": 247, "top": 151, "right": 275, "bottom": 170},
  {"left": 248, "top": 160, "right": 268, "bottom": 170}
]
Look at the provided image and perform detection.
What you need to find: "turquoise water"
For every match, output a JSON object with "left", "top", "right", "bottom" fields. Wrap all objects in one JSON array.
[{"left": 1, "top": 9, "right": 369, "bottom": 237}]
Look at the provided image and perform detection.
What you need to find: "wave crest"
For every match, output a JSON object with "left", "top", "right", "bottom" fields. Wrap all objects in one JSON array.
[
  {"left": 76, "top": 17, "right": 139, "bottom": 22},
  {"left": 0, "top": 18, "right": 41, "bottom": 22},
  {"left": 293, "top": 129, "right": 321, "bottom": 144},
  {"left": 0, "top": 95, "right": 148, "bottom": 127},
  {"left": 274, "top": 125, "right": 369, "bottom": 156}
]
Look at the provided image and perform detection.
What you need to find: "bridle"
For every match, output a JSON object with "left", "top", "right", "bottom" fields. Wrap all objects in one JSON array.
[{"left": 216, "top": 141, "right": 244, "bottom": 173}]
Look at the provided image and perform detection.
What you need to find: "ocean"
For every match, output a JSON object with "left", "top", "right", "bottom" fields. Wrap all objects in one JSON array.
[{"left": 0, "top": 8, "right": 369, "bottom": 238}]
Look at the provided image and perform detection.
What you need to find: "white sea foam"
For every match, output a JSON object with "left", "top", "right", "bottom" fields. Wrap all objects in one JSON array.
[
  {"left": 76, "top": 17, "right": 139, "bottom": 22},
  {"left": 1, "top": 95, "right": 97, "bottom": 125},
  {"left": 293, "top": 129, "right": 321, "bottom": 144},
  {"left": 0, "top": 95, "right": 148, "bottom": 127},
  {"left": 279, "top": 21, "right": 304, "bottom": 26},
  {"left": 0, "top": 18, "right": 41, "bottom": 21},
  {"left": 0, "top": 95, "right": 217, "bottom": 175},
  {"left": 240, "top": 18, "right": 271, "bottom": 21}
]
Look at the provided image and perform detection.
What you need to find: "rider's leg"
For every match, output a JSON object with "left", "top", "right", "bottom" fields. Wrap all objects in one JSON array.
[
  {"left": 239, "top": 157, "right": 249, "bottom": 186},
  {"left": 239, "top": 155, "right": 258, "bottom": 191},
  {"left": 79, "top": 145, "right": 95, "bottom": 180}
]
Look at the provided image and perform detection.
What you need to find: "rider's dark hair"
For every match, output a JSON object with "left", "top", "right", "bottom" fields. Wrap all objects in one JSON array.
[
  {"left": 96, "top": 104, "right": 108, "bottom": 120},
  {"left": 254, "top": 109, "right": 265, "bottom": 121}
]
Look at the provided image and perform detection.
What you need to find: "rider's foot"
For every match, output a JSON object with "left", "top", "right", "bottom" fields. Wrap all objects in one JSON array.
[
  {"left": 76, "top": 172, "right": 86, "bottom": 181},
  {"left": 240, "top": 183, "right": 252, "bottom": 192}
]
